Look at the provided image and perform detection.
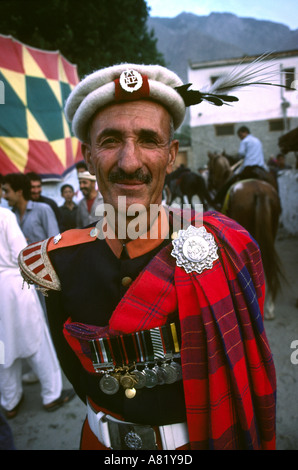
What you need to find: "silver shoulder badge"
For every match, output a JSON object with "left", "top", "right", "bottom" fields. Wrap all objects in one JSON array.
[{"left": 171, "top": 225, "right": 219, "bottom": 274}]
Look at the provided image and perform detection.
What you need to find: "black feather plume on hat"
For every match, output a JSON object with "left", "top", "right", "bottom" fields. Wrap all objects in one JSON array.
[
  {"left": 175, "top": 53, "right": 296, "bottom": 107},
  {"left": 175, "top": 84, "right": 239, "bottom": 106}
]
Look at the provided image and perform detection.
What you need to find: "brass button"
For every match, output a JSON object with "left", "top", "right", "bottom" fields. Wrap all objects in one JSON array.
[{"left": 121, "top": 276, "right": 132, "bottom": 287}]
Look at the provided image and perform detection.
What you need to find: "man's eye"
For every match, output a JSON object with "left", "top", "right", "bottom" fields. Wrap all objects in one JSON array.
[
  {"left": 141, "top": 138, "right": 159, "bottom": 147},
  {"left": 99, "top": 137, "right": 118, "bottom": 147}
]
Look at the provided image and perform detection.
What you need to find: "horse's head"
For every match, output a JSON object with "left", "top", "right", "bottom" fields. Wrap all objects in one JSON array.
[{"left": 207, "top": 152, "right": 232, "bottom": 191}]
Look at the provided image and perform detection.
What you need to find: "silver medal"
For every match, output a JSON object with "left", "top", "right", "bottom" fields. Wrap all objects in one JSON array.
[
  {"left": 161, "top": 363, "right": 177, "bottom": 384},
  {"left": 131, "top": 369, "right": 147, "bottom": 389},
  {"left": 171, "top": 225, "right": 218, "bottom": 274},
  {"left": 170, "top": 361, "right": 183, "bottom": 381},
  {"left": 156, "top": 366, "right": 167, "bottom": 385},
  {"left": 144, "top": 366, "right": 158, "bottom": 388},
  {"left": 99, "top": 373, "right": 120, "bottom": 395}
]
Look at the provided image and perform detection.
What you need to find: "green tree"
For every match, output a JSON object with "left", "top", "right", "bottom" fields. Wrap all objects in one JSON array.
[{"left": 0, "top": 0, "right": 164, "bottom": 76}]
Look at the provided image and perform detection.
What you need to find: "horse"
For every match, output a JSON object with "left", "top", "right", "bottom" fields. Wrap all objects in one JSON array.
[
  {"left": 207, "top": 151, "right": 278, "bottom": 193},
  {"left": 164, "top": 166, "right": 213, "bottom": 210},
  {"left": 207, "top": 152, "right": 285, "bottom": 319}
]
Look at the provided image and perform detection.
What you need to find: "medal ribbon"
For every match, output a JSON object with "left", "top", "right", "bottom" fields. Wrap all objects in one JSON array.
[{"left": 89, "top": 323, "right": 180, "bottom": 371}]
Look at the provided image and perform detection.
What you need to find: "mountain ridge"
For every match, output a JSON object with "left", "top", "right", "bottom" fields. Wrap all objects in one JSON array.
[{"left": 147, "top": 12, "right": 298, "bottom": 81}]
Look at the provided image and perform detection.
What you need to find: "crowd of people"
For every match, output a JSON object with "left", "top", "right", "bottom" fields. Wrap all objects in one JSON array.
[{"left": 0, "top": 163, "right": 103, "bottom": 448}]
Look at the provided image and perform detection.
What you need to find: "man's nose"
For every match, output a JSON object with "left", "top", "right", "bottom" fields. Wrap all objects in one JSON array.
[{"left": 118, "top": 140, "right": 142, "bottom": 174}]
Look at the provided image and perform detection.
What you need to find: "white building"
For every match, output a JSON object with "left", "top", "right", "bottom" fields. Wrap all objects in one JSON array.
[{"left": 187, "top": 50, "right": 298, "bottom": 169}]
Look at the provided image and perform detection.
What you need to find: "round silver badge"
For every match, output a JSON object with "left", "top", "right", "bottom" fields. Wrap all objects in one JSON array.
[
  {"left": 182, "top": 235, "right": 209, "bottom": 262},
  {"left": 119, "top": 69, "right": 143, "bottom": 93},
  {"left": 171, "top": 225, "right": 219, "bottom": 274}
]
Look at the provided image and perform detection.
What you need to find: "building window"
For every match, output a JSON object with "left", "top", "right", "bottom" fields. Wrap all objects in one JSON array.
[
  {"left": 283, "top": 68, "right": 295, "bottom": 91},
  {"left": 214, "top": 124, "right": 235, "bottom": 136},
  {"left": 268, "top": 119, "right": 289, "bottom": 132}
]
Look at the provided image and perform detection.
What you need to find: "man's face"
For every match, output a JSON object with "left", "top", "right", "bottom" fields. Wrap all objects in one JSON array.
[
  {"left": 238, "top": 131, "right": 247, "bottom": 140},
  {"left": 30, "top": 180, "right": 42, "bottom": 200},
  {"left": 79, "top": 178, "right": 94, "bottom": 199},
  {"left": 62, "top": 187, "right": 74, "bottom": 202},
  {"left": 2, "top": 183, "right": 20, "bottom": 208},
  {"left": 82, "top": 100, "right": 178, "bottom": 212}
]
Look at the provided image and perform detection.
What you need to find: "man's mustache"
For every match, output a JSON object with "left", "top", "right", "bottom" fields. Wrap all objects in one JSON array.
[{"left": 108, "top": 168, "right": 152, "bottom": 184}]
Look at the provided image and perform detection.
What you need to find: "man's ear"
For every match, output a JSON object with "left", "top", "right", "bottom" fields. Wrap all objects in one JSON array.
[
  {"left": 166, "top": 139, "right": 179, "bottom": 174},
  {"left": 81, "top": 143, "right": 95, "bottom": 175}
]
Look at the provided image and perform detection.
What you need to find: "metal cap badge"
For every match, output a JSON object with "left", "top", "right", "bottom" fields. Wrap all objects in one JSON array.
[
  {"left": 119, "top": 69, "right": 143, "bottom": 93},
  {"left": 171, "top": 225, "right": 218, "bottom": 274}
]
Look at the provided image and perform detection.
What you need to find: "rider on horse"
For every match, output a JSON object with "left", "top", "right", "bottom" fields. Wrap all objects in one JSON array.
[{"left": 213, "top": 126, "right": 273, "bottom": 207}]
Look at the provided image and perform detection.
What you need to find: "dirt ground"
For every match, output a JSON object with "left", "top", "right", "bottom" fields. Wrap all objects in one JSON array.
[{"left": 3, "top": 229, "right": 298, "bottom": 451}]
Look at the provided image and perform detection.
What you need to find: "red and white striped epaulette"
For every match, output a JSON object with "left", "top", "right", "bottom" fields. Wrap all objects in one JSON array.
[{"left": 18, "top": 227, "right": 99, "bottom": 296}]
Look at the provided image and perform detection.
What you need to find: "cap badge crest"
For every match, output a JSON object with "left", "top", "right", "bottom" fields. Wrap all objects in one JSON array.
[
  {"left": 119, "top": 69, "right": 143, "bottom": 93},
  {"left": 171, "top": 225, "right": 218, "bottom": 274}
]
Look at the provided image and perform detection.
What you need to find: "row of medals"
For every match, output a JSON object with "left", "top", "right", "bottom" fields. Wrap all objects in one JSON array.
[{"left": 99, "top": 360, "right": 182, "bottom": 399}]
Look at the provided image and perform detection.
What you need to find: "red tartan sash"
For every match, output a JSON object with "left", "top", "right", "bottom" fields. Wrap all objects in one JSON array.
[{"left": 63, "top": 211, "right": 276, "bottom": 450}]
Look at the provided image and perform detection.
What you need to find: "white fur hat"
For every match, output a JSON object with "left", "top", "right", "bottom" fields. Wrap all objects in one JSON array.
[
  {"left": 64, "top": 63, "right": 186, "bottom": 142},
  {"left": 77, "top": 171, "right": 96, "bottom": 181}
]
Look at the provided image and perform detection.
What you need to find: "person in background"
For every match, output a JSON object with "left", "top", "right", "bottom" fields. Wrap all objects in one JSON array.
[
  {"left": 236, "top": 126, "right": 267, "bottom": 171},
  {"left": 2, "top": 173, "right": 59, "bottom": 245},
  {"left": 2, "top": 172, "right": 60, "bottom": 355},
  {"left": 76, "top": 161, "right": 88, "bottom": 174},
  {"left": 275, "top": 153, "right": 292, "bottom": 171},
  {"left": 0, "top": 201, "right": 75, "bottom": 419},
  {"left": 76, "top": 171, "right": 103, "bottom": 228},
  {"left": 26, "top": 172, "right": 63, "bottom": 231},
  {"left": 73, "top": 161, "right": 88, "bottom": 203},
  {"left": 59, "top": 184, "right": 78, "bottom": 230},
  {"left": 0, "top": 175, "right": 9, "bottom": 208},
  {"left": 213, "top": 126, "right": 271, "bottom": 206}
]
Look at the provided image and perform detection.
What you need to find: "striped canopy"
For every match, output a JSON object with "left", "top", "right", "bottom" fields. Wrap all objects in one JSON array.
[{"left": 0, "top": 34, "right": 82, "bottom": 178}]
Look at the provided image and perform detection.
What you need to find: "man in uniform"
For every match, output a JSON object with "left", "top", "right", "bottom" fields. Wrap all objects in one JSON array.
[{"left": 19, "top": 63, "right": 276, "bottom": 450}]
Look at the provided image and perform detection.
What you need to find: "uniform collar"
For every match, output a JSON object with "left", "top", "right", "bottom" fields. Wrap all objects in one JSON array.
[{"left": 104, "top": 205, "right": 170, "bottom": 259}]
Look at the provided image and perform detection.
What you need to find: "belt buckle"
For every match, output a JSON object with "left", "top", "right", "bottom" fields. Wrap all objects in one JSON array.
[{"left": 105, "top": 415, "right": 158, "bottom": 450}]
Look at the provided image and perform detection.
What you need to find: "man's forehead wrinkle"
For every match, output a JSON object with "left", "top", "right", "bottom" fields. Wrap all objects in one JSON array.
[{"left": 95, "top": 126, "right": 161, "bottom": 140}]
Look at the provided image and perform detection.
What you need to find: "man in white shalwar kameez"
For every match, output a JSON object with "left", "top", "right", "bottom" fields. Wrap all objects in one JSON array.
[{"left": 0, "top": 207, "right": 74, "bottom": 418}]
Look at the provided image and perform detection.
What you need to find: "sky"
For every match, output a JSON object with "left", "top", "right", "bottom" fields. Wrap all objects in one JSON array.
[{"left": 146, "top": 0, "right": 298, "bottom": 30}]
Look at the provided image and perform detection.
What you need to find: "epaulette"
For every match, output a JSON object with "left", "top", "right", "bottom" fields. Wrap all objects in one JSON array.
[{"left": 18, "top": 227, "right": 98, "bottom": 296}]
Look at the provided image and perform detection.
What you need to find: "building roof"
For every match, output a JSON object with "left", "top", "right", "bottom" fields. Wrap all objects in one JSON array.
[{"left": 190, "top": 49, "right": 298, "bottom": 70}]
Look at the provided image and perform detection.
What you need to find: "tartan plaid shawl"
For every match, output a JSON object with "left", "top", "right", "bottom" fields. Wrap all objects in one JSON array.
[{"left": 64, "top": 210, "right": 276, "bottom": 450}]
